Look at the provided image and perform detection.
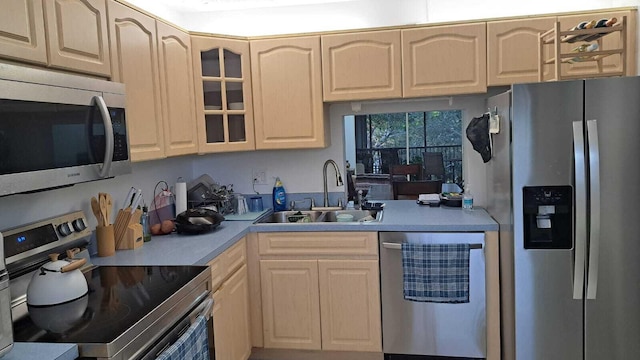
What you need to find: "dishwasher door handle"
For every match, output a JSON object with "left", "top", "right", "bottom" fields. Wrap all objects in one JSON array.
[{"left": 382, "top": 242, "right": 483, "bottom": 250}]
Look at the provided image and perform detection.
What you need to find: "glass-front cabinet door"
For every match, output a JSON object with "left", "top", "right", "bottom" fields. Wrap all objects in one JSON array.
[{"left": 191, "top": 36, "right": 254, "bottom": 152}]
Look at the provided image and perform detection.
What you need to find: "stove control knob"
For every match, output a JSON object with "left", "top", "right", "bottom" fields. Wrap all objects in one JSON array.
[
  {"left": 72, "top": 218, "right": 87, "bottom": 232},
  {"left": 57, "top": 222, "right": 73, "bottom": 237}
]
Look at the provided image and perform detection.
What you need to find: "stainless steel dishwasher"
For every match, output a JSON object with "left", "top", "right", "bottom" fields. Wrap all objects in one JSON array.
[{"left": 379, "top": 232, "right": 486, "bottom": 359}]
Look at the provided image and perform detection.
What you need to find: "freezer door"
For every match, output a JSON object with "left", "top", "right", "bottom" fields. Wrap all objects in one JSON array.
[
  {"left": 511, "top": 81, "right": 584, "bottom": 360},
  {"left": 584, "top": 76, "right": 640, "bottom": 359}
]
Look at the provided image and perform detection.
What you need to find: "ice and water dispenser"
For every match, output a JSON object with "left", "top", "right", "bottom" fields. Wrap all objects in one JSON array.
[{"left": 523, "top": 186, "right": 573, "bottom": 249}]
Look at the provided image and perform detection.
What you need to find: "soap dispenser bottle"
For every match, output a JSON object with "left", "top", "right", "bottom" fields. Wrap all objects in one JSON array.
[{"left": 272, "top": 177, "right": 287, "bottom": 211}]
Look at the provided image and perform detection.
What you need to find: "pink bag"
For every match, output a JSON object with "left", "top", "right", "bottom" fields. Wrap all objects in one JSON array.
[{"left": 149, "top": 181, "right": 175, "bottom": 226}]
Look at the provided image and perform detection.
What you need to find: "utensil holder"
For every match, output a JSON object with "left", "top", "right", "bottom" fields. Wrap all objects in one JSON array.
[
  {"left": 116, "top": 223, "right": 143, "bottom": 250},
  {"left": 96, "top": 225, "right": 115, "bottom": 257}
]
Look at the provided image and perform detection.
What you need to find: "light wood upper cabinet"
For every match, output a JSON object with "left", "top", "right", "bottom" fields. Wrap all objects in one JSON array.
[
  {"left": 557, "top": 10, "right": 636, "bottom": 78},
  {"left": 0, "top": 0, "right": 47, "bottom": 64},
  {"left": 156, "top": 21, "right": 198, "bottom": 157},
  {"left": 402, "top": 23, "right": 487, "bottom": 97},
  {"left": 487, "top": 17, "right": 556, "bottom": 85},
  {"left": 260, "top": 259, "right": 322, "bottom": 350},
  {"left": 250, "top": 36, "right": 328, "bottom": 150},
  {"left": 318, "top": 260, "right": 382, "bottom": 352},
  {"left": 321, "top": 30, "right": 402, "bottom": 101},
  {"left": 191, "top": 36, "right": 255, "bottom": 153},
  {"left": 108, "top": 0, "right": 165, "bottom": 161},
  {"left": 43, "top": 0, "right": 110, "bottom": 77}
]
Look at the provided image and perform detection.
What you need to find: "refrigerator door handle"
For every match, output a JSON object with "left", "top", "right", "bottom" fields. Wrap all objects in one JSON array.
[
  {"left": 573, "top": 121, "right": 587, "bottom": 300},
  {"left": 586, "top": 119, "right": 601, "bottom": 300}
]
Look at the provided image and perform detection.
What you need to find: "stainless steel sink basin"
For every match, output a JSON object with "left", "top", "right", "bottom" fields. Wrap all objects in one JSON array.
[
  {"left": 255, "top": 209, "right": 382, "bottom": 224},
  {"left": 320, "top": 210, "right": 380, "bottom": 222},
  {"left": 257, "top": 210, "right": 323, "bottom": 223}
]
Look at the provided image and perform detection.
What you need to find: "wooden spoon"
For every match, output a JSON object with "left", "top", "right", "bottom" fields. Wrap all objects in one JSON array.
[
  {"left": 91, "top": 196, "right": 102, "bottom": 226},
  {"left": 99, "top": 194, "right": 107, "bottom": 227}
]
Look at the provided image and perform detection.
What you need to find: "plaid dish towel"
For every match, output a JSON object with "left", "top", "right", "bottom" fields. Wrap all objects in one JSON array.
[
  {"left": 156, "top": 315, "right": 210, "bottom": 360},
  {"left": 402, "top": 243, "right": 470, "bottom": 303}
]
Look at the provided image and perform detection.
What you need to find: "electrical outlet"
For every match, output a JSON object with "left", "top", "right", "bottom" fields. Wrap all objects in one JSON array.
[{"left": 252, "top": 169, "right": 267, "bottom": 185}]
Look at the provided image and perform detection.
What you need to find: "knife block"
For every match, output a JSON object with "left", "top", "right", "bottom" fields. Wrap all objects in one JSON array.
[{"left": 116, "top": 223, "right": 143, "bottom": 250}]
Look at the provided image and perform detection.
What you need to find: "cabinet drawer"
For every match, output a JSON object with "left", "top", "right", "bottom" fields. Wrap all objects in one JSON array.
[
  {"left": 258, "top": 232, "right": 378, "bottom": 256},
  {"left": 208, "top": 237, "right": 247, "bottom": 291},
  {"left": 224, "top": 237, "right": 247, "bottom": 275}
]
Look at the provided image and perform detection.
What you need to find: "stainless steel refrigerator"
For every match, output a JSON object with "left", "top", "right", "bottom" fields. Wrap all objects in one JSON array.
[{"left": 487, "top": 76, "right": 640, "bottom": 360}]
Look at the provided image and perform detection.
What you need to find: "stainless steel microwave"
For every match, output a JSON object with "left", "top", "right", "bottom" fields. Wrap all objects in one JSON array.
[{"left": 0, "top": 63, "right": 131, "bottom": 196}]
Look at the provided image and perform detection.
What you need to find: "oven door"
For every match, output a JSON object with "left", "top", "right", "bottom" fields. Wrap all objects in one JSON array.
[{"left": 140, "top": 297, "right": 214, "bottom": 360}]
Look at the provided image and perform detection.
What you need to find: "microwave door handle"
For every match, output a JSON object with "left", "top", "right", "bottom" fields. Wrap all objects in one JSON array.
[
  {"left": 573, "top": 121, "right": 587, "bottom": 300},
  {"left": 94, "top": 95, "right": 113, "bottom": 178},
  {"left": 586, "top": 119, "right": 601, "bottom": 300}
]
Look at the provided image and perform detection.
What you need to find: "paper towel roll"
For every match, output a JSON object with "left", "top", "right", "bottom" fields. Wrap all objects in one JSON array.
[{"left": 175, "top": 181, "right": 187, "bottom": 215}]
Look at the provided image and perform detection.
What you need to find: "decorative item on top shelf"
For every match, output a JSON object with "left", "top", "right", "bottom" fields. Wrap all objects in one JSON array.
[{"left": 538, "top": 16, "right": 627, "bottom": 81}]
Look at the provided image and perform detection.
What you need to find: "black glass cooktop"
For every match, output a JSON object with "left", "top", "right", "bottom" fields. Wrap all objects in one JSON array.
[{"left": 13, "top": 265, "right": 208, "bottom": 344}]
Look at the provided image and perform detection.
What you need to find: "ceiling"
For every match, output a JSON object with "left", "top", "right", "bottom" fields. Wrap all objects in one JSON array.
[{"left": 150, "top": 0, "right": 358, "bottom": 12}]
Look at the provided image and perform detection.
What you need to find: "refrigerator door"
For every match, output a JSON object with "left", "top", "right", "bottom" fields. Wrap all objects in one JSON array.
[
  {"left": 584, "top": 76, "right": 640, "bottom": 359},
  {"left": 511, "top": 81, "right": 584, "bottom": 360},
  {"left": 486, "top": 91, "right": 516, "bottom": 360}
]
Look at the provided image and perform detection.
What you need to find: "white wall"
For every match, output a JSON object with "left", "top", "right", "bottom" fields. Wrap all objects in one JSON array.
[
  {"left": 128, "top": 0, "right": 639, "bottom": 37},
  {"left": 0, "top": 157, "right": 194, "bottom": 231}
]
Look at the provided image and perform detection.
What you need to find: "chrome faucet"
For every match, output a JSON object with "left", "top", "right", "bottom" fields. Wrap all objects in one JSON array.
[{"left": 323, "top": 159, "right": 344, "bottom": 207}]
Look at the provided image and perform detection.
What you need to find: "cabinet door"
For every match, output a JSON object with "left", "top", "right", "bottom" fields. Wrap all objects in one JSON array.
[
  {"left": 192, "top": 35, "right": 255, "bottom": 153},
  {"left": 260, "top": 260, "right": 321, "bottom": 350},
  {"left": 225, "top": 264, "right": 252, "bottom": 360},
  {"left": 251, "top": 36, "right": 327, "bottom": 150},
  {"left": 318, "top": 260, "right": 382, "bottom": 352},
  {"left": 322, "top": 30, "right": 402, "bottom": 101},
  {"left": 156, "top": 21, "right": 198, "bottom": 157},
  {"left": 43, "top": 0, "right": 111, "bottom": 76},
  {"left": 0, "top": 0, "right": 46, "bottom": 64},
  {"left": 487, "top": 17, "right": 556, "bottom": 85},
  {"left": 108, "top": 0, "right": 165, "bottom": 161},
  {"left": 402, "top": 23, "right": 486, "bottom": 97},
  {"left": 212, "top": 288, "right": 229, "bottom": 360},
  {"left": 558, "top": 11, "right": 636, "bottom": 78}
]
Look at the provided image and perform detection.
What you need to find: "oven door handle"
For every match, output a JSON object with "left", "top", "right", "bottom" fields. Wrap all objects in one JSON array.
[{"left": 190, "top": 298, "right": 213, "bottom": 322}]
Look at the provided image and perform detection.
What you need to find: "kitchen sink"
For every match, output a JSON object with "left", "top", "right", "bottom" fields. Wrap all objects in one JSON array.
[
  {"left": 255, "top": 209, "right": 382, "bottom": 224},
  {"left": 256, "top": 210, "right": 323, "bottom": 223},
  {"left": 319, "top": 209, "right": 380, "bottom": 222}
]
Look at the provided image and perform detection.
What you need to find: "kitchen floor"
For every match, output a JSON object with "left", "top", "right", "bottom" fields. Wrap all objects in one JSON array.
[{"left": 249, "top": 348, "right": 383, "bottom": 360}]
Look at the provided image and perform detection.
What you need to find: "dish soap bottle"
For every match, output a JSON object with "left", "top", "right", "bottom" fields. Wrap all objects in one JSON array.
[
  {"left": 462, "top": 185, "right": 474, "bottom": 210},
  {"left": 272, "top": 177, "right": 287, "bottom": 211}
]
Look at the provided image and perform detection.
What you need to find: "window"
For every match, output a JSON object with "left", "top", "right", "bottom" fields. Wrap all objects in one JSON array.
[{"left": 353, "top": 110, "right": 463, "bottom": 184}]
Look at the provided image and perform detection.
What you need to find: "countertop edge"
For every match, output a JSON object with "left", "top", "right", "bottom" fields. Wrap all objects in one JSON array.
[{"left": 3, "top": 343, "right": 78, "bottom": 360}]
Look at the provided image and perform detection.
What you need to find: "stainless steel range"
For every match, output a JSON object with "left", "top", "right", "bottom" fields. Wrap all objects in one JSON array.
[{"left": 2, "top": 211, "right": 213, "bottom": 360}]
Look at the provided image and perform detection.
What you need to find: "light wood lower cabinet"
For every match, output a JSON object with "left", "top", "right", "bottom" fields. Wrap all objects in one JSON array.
[
  {"left": 209, "top": 238, "right": 251, "bottom": 360},
  {"left": 260, "top": 260, "right": 322, "bottom": 350},
  {"left": 318, "top": 260, "right": 381, "bottom": 352},
  {"left": 214, "top": 264, "right": 252, "bottom": 360},
  {"left": 254, "top": 232, "right": 381, "bottom": 352}
]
